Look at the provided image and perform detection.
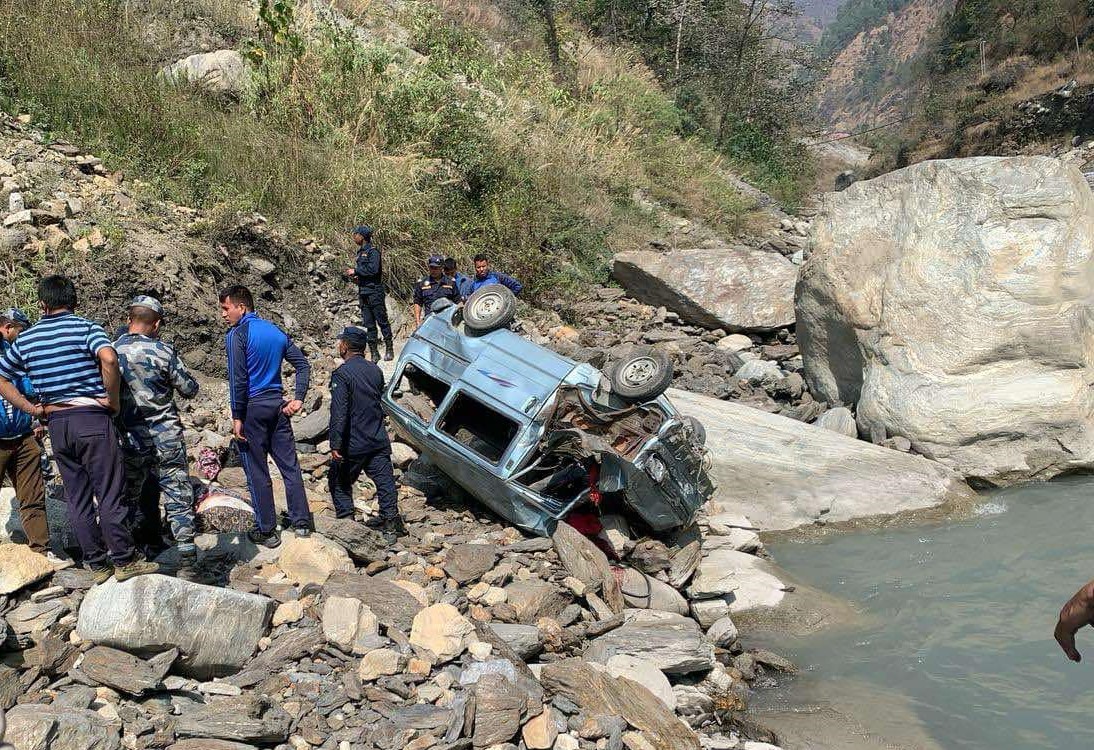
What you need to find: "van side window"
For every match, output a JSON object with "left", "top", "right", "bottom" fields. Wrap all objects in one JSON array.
[
  {"left": 439, "top": 392, "right": 519, "bottom": 463},
  {"left": 393, "top": 364, "right": 451, "bottom": 423}
]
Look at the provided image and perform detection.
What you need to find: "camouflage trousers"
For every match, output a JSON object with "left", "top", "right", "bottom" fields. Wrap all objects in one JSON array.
[{"left": 123, "top": 440, "right": 196, "bottom": 557}]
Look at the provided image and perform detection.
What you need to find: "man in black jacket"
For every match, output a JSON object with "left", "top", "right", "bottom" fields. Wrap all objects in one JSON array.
[
  {"left": 327, "top": 327, "right": 404, "bottom": 539},
  {"left": 343, "top": 226, "right": 393, "bottom": 362}
]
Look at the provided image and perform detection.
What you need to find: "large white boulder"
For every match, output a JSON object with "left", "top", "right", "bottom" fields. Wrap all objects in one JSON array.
[
  {"left": 797, "top": 157, "right": 1094, "bottom": 485},
  {"left": 76, "top": 575, "right": 274, "bottom": 678},
  {"left": 612, "top": 248, "right": 797, "bottom": 331},
  {"left": 668, "top": 388, "right": 972, "bottom": 531}
]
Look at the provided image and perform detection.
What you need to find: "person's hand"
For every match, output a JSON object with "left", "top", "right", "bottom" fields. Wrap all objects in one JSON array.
[
  {"left": 282, "top": 399, "right": 303, "bottom": 417},
  {"left": 1056, "top": 579, "right": 1094, "bottom": 662},
  {"left": 32, "top": 424, "right": 44, "bottom": 440},
  {"left": 344, "top": 268, "right": 355, "bottom": 277},
  {"left": 331, "top": 450, "right": 343, "bottom": 461},
  {"left": 96, "top": 397, "right": 119, "bottom": 415},
  {"left": 29, "top": 403, "right": 46, "bottom": 421},
  {"left": 232, "top": 419, "right": 247, "bottom": 442}
]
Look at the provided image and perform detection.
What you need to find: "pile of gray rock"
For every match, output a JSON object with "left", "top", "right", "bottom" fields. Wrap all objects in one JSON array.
[
  {"left": 0, "top": 472, "right": 796, "bottom": 750},
  {"left": 535, "top": 288, "right": 848, "bottom": 435}
]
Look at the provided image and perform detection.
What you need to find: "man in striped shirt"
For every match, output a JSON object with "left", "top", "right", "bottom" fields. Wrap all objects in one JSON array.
[{"left": 0, "top": 276, "right": 158, "bottom": 583}]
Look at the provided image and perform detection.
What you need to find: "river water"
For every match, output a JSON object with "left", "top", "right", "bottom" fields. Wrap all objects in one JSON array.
[{"left": 755, "top": 475, "right": 1094, "bottom": 750}]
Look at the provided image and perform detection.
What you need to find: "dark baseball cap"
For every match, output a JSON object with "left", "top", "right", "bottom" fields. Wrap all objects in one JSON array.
[
  {"left": 427, "top": 254, "right": 444, "bottom": 267},
  {"left": 352, "top": 225, "right": 373, "bottom": 238},
  {"left": 0, "top": 308, "right": 30, "bottom": 327},
  {"left": 337, "top": 326, "right": 371, "bottom": 349}
]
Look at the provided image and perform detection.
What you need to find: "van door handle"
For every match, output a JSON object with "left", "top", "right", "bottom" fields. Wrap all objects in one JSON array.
[{"left": 523, "top": 397, "right": 539, "bottom": 413}]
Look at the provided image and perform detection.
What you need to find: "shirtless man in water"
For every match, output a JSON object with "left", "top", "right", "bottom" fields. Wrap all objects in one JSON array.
[{"left": 1055, "top": 579, "right": 1094, "bottom": 661}]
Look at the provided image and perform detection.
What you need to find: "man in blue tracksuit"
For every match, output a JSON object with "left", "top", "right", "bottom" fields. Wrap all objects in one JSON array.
[
  {"left": 219, "top": 285, "right": 312, "bottom": 548},
  {"left": 470, "top": 254, "right": 523, "bottom": 296}
]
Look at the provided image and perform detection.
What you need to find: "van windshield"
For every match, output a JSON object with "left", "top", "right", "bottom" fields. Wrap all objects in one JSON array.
[
  {"left": 393, "top": 364, "right": 451, "bottom": 423},
  {"left": 439, "top": 392, "right": 519, "bottom": 463}
]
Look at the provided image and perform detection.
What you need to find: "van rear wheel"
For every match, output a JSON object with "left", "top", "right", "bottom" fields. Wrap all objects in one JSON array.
[
  {"left": 609, "top": 346, "right": 673, "bottom": 402},
  {"left": 464, "top": 284, "right": 517, "bottom": 335}
]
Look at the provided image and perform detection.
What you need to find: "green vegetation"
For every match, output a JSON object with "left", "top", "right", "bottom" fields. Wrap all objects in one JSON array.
[{"left": 0, "top": 0, "right": 800, "bottom": 299}]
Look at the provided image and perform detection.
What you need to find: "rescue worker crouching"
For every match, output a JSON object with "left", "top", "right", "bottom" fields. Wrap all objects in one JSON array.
[
  {"left": 412, "top": 255, "right": 460, "bottom": 327},
  {"left": 343, "top": 225, "right": 393, "bottom": 363},
  {"left": 327, "top": 327, "right": 405, "bottom": 541}
]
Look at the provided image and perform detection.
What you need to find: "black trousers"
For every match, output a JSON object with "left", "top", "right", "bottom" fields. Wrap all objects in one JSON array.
[
  {"left": 328, "top": 450, "right": 398, "bottom": 519},
  {"left": 48, "top": 407, "right": 136, "bottom": 567},
  {"left": 358, "top": 287, "right": 392, "bottom": 344}
]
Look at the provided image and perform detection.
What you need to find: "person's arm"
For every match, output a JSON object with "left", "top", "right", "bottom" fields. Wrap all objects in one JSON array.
[
  {"left": 1056, "top": 578, "right": 1094, "bottom": 661},
  {"left": 97, "top": 347, "right": 122, "bottom": 414},
  {"left": 328, "top": 369, "right": 350, "bottom": 460},
  {"left": 0, "top": 344, "right": 40, "bottom": 417},
  {"left": 228, "top": 328, "right": 250, "bottom": 441},
  {"left": 413, "top": 283, "right": 424, "bottom": 326},
  {"left": 169, "top": 345, "right": 200, "bottom": 399},
  {"left": 281, "top": 336, "right": 310, "bottom": 416},
  {"left": 86, "top": 322, "right": 120, "bottom": 413},
  {"left": 498, "top": 272, "right": 523, "bottom": 296}
]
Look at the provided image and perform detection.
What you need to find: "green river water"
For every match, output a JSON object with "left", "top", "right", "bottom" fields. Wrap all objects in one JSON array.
[{"left": 757, "top": 475, "right": 1094, "bottom": 750}]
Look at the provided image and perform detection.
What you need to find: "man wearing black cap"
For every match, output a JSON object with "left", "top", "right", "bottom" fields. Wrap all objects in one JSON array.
[
  {"left": 343, "top": 226, "right": 393, "bottom": 363},
  {"left": 412, "top": 255, "right": 460, "bottom": 327},
  {"left": 327, "top": 327, "right": 404, "bottom": 539}
]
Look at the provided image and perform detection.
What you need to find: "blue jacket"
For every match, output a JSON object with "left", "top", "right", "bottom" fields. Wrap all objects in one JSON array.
[
  {"left": 328, "top": 354, "right": 390, "bottom": 456},
  {"left": 352, "top": 241, "right": 383, "bottom": 289},
  {"left": 0, "top": 340, "right": 34, "bottom": 439},
  {"left": 453, "top": 272, "right": 473, "bottom": 300},
  {"left": 226, "top": 312, "right": 310, "bottom": 420},
  {"left": 470, "top": 271, "right": 523, "bottom": 296}
]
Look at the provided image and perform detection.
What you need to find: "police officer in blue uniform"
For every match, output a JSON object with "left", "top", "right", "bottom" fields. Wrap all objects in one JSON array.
[
  {"left": 343, "top": 226, "right": 393, "bottom": 363},
  {"left": 412, "top": 255, "right": 460, "bottom": 326},
  {"left": 327, "top": 327, "right": 405, "bottom": 540}
]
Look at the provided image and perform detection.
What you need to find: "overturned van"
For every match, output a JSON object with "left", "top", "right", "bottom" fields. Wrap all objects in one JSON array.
[{"left": 381, "top": 285, "right": 714, "bottom": 538}]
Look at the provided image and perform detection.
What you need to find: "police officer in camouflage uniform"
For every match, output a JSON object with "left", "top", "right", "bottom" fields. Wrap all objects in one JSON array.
[{"left": 114, "top": 296, "right": 201, "bottom": 579}]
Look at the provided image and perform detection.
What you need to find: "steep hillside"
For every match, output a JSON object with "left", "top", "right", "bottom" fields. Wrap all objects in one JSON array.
[
  {"left": 815, "top": 0, "right": 952, "bottom": 131},
  {"left": 818, "top": 0, "right": 1094, "bottom": 170},
  {"left": 0, "top": 0, "right": 808, "bottom": 303}
]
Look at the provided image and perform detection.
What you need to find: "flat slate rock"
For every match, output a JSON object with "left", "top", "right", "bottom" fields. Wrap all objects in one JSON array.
[
  {"left": 324, "top": 572, "right": 424, "bottom": 631},
  {"left": 76, "top": 645, "right": 177, "bottom": 695},
  {"left": 4, "top": 704, "right": 121, "bottom": 750},
  {"left": 442, "top": 543, "right": 498, "bottom": 584},
  {"left": 540, "top": 659, "right": 699, "bottom": 750},
  {"left": 584, "top": 610, "right": 715, "bottom": 675},
  {"left": 169, "top": 741, "right": 259, "bottom": 750},
  {"left": 174, "top": 697, "right": 291, "bottom": 743},
  {"left": 225, "top": 627, "right": 322, "bottom": 688},
  {"left": 313, "top": 515, "right": 386, "bottom": 563},
  {"left": 506, "top": 537, "right": 553, "bottom": 553}
]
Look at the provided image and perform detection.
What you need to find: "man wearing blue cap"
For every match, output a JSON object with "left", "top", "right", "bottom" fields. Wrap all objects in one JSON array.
[
  {"left": 412, "top": 255, "right": 460, "bottom": 327},
  {"left": 115, "top": 296, "right": 202, "bottom": 579},
  {"left": 327, "top": 327, "right": 404, "bottom": 539},
  {"left": 0, "top": 307, "right": 49, "bottom": 557},
  {"left": 343, "top": 226, "right": 393, "bottom": 363}
]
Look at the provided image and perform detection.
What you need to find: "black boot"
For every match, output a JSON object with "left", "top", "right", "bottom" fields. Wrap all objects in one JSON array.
[
  {"left": 369, "top": 341, "right": 381, "bottom": 362},
  {"left": 366, "top": 514, "right": 407, "bottom": 541},
  {"left": 383, "top": 338, "right": 394, "bottom": 362}
]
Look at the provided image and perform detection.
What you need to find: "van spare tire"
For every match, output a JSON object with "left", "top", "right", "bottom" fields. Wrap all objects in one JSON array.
[
  {"left": 609, "top": 346, "right": 673, "bottom": 402},
  {"left": 464, "top": 283, "right": 517, "bottom": 335}
]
